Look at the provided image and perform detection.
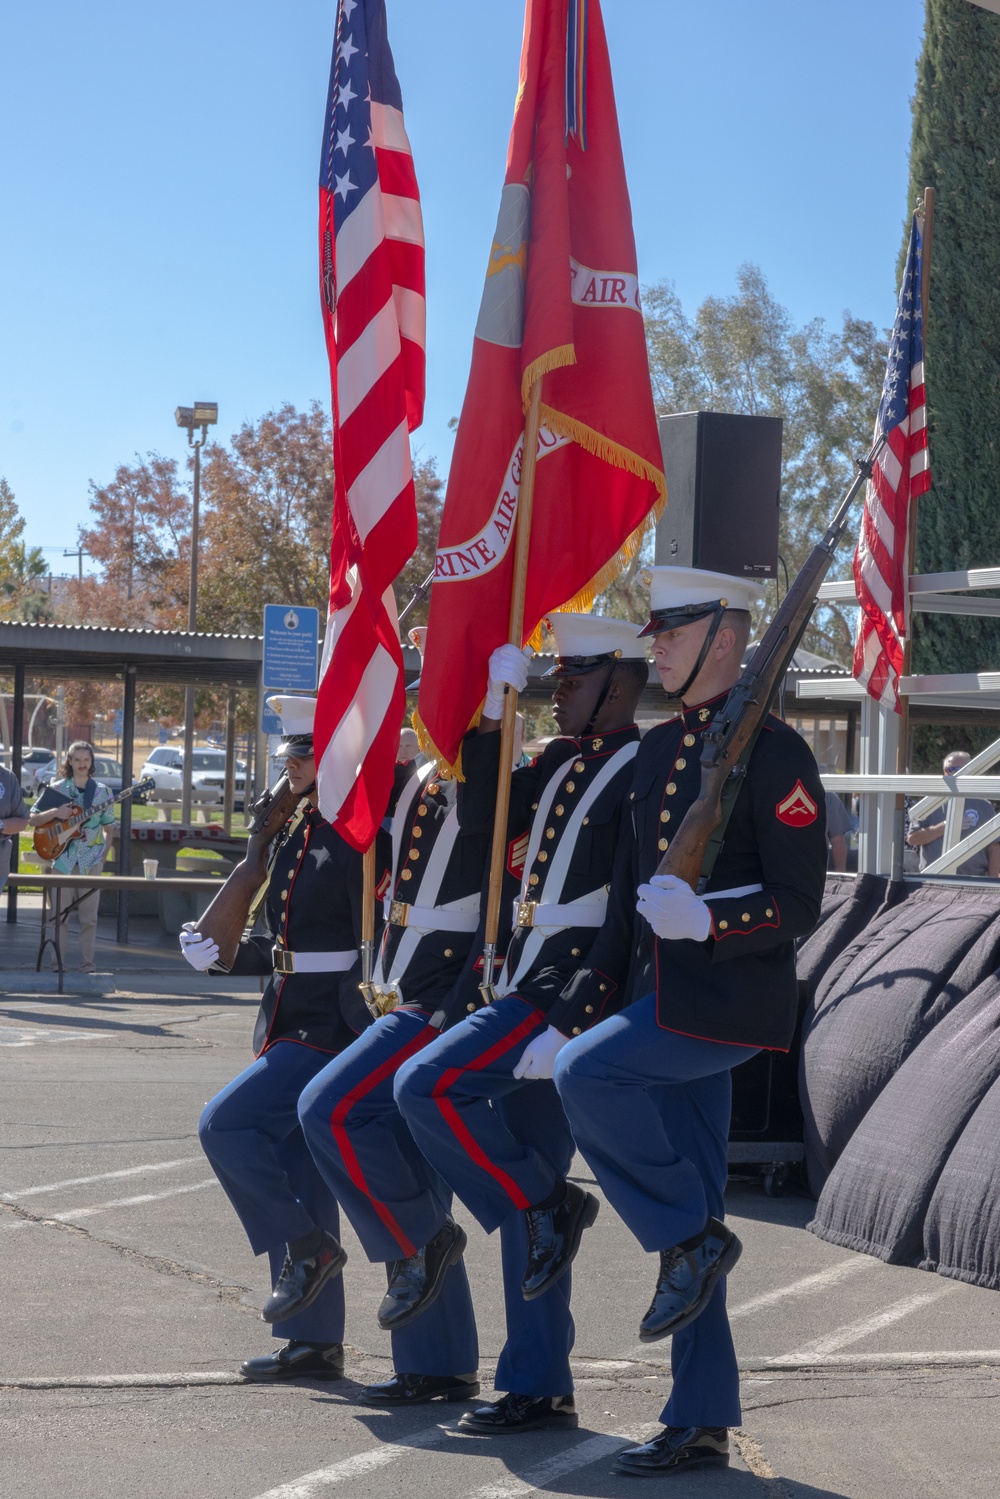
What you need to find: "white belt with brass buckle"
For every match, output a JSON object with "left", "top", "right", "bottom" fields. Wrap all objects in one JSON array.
[
  {"left": 272, "top": 947, "right": 357, "bottom": 975},
  {"left": 389, "top": 900, "right": 479, "bottom": 934},
  {"left": 514, "top": 899, "right": 607, "bottom": 931}
]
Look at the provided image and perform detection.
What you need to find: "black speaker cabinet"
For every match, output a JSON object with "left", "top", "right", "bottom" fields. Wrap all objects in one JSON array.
[{"left": 654, "top": 411, "right": 782, "bottom": 579}]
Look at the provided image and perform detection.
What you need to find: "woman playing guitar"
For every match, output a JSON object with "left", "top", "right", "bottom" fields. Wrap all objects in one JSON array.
[{"left": 29, "top": 741, "right": 118, "bottom": 973}]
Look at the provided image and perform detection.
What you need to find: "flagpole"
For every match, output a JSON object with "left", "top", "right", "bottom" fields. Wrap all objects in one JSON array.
[
  {"left": 892, "top": 186, "right": 935, "bottom": 875},
  {"left": 480, "top": 378, "right": 544, "bottom": 999}
]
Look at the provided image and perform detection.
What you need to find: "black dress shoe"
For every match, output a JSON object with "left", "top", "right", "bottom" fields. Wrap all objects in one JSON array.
[
  {"left": 240, "top": 1340, "right": 345, "bottom": 1383},
  {"left": 521, "top": 1181, "right": 599, "bottom": 1301},
  {"left": 613, "top": 1425, "right": 729, "bottom": 1476},
  {"left": 358, "top": 1372, "right": 480, "bottom": 1406},
  {"left": 261, "top": 1231, "right": 348, "bottom": 1323},
  {"left": 377, "top": 1218, "right": 467, "bottom": 1331},
  {"left": 458, "top": 1393, "right": 578, "bottom": 1434},
  {"left": 638, "top": 1218, "right": 742, "bottom": 1342}
]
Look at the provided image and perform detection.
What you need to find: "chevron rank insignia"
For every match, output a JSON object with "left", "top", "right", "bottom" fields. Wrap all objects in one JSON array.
[
  {"left": 507, "top": 831, "right": 530, "bottom": 880},
  {"left": 775, "top": 781, "right": 819, "bottom": 827}
]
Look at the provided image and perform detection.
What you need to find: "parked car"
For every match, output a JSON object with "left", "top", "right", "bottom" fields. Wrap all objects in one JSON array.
[
  {"left": 34, "top": 755, "right": 128, "bottom": 798},
  {"left": 0, "top": 746, "right": 61, "bottom": 796},
  {"left": 139, "top": 747, "right": 246, "bottom": 810}
]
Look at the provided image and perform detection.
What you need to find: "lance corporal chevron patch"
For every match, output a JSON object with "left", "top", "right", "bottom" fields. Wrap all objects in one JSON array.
[{"left": 775, "top": 780, "right": 819, "bottom": 827}]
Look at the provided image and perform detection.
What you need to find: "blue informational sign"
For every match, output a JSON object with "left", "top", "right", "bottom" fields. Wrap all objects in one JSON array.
[
  {"left": 261, "top": 699, "right": 282, "bottom": 736},
  {"left": 262, "top": 605, "right": 320, "bottom": 691},
  {"left": 158, "top": 726, "right": 168, "bottom": 745},
  {"left": 113, "top": 710, "right": 123, "bottom": 734}
]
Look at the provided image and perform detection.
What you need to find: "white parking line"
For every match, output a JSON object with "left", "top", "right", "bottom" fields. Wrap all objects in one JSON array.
[
  {"left": 774, "top": 1285, "right": 956, "bottom": 1359},
  {"left": 745, "top": 1349, "right": 1000, "bottom": 1370},
  {"left": 249, "top": 1421, "right": 463, "bottom": 1499},
  {"left": 729, "top": 1257, "right": 873, "bottom": 1319},
  {"left": 0, "top": 1027, "right": 112, "bottom": 1048},
  {"left": 52, "top": 1178, "right": 220, "bottom": 1221},
  {"left": 3, "top": 1157, "right": 203, "bottom": 1201},
  {"left": 468, "top": 1430, "right": 645, "bottom": 1499}
]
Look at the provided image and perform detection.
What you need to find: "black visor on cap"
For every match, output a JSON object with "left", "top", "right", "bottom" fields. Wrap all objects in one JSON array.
[
  {"left": 273, "top": 734, "right": 314, "bottom": 759},
  {"left": 637, "top": 601, "right": 724, "bottom": 638},
  {"left": 543, "top": 649, "right": 624, "bottom": 678}
]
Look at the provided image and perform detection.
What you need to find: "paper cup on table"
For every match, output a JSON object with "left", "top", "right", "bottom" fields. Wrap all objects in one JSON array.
[{"left": 143, "top": 859, "right": 159, "bottom": 880}]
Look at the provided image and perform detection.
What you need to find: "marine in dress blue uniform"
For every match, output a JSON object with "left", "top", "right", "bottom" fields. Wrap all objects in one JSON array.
[
  {"left": 182, "top": 695, "right": 381, "bottom": 1383},
  {"left": 550, "top": 569, "right": 828, "bottom": 1477},
  {"left": 296, "top": 629, "right": 525, "bottom": 1407},
  {"left": 395, "top": 613, "right": 650, "bottom": 1434}
]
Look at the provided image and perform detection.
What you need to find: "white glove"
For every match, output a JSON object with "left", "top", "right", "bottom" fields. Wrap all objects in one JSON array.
[
  {"left": 636, "top": 874, "right": 712, "bottom": 942},
  {"left": 512, "top": 1025, "right": 570, "bottom": 1081},
  {"left": 484, "top": 643, "right": 532, "bottom": 719},
  {"left": 179, "top": 922, "right": 220, "bottom": 971}
]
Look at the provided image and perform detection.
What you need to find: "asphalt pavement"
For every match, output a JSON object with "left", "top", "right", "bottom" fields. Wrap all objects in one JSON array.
[{"left": 1, "top": 964, "right": 998, "bottom": 1499}]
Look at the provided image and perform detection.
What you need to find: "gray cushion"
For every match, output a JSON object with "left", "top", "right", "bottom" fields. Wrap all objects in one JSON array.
[
  {"left": 808, "top": 972, "right": 1000, "bottom": 1264},
  {"left": 799, "top": 883, "right": 1000, "bottom": 1193},
  {"left": 921, "top": 1067, "right": 1000, "bottom": 1292}
]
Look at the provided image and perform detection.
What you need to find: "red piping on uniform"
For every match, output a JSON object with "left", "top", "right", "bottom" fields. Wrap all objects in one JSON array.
[
  {"left": 258, "top": 818, "right": 312, "bottom": 1056},
  {"left": 329, "top": 1024, "right": 437, "bottom": 1257},
  {"left": 430, "top": 1007, "right": 544, "bottom": 1210}
]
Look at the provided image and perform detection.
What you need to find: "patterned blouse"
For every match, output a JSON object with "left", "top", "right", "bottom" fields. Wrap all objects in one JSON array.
[{"left": 35, "top": 778, "right": 117, "bottom": 875}]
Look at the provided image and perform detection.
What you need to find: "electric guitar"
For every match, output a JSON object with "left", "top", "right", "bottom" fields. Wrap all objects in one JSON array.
[{"left": 32, "top": 778, "right": 156, "bottom": 862}]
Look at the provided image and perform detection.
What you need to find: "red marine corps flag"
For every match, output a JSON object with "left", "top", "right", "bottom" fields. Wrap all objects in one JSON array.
[
  {"left": 416, "top": 0, "right": 665, "bottom": 772},
  {"left": 313, "top": 0, "right": 424, "bottom": 848}
]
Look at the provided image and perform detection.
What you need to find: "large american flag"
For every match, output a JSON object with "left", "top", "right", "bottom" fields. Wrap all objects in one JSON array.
[
  {"left": 853, "top": 212, "right": 931, "bottom": 710},
  {"left": 314, "top": 0, "right": 424, "bottom": 849}
]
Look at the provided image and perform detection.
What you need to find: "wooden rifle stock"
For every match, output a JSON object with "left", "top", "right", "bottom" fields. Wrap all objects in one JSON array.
[
  {"left": 657, "top": 433, "right": 886, "bottom": 890},
  {"left": 195, "top": 772, "right": 300, "bottom": 971}
]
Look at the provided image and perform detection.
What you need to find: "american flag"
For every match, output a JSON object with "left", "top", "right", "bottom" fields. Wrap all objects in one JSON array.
[
  {"left": 314, "top": 0, "right": 424, "bottom": 849},
  {"left": 853, "top": 212, "right": 931, "bottom": 710}
]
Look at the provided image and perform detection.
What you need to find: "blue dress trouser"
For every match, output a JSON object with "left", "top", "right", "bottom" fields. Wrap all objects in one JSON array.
[
  {"left": 395, "top": 996, "right": 576, "bottom": 1397},
  {"left": 552, "top": 993, "right": 758, "bottom": 1428},
  {"left": 199, "top": 1040, "right": 346, "bottom": 1345},
  {"left": 297, "top": 1010, "right": 478, "bottom": 1377}
]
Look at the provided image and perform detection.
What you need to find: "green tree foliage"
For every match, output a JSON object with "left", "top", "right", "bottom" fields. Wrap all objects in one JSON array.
[
  {"left": 630, "top": 267, "right": 887, "bottom": 662},
  {"left": 77, "top": 454, "right": 191, "bottom": 626},
  {"left": 904, "top": 0, "right": 1000, "bottom": 675},
  {"left": 0, "top": 538, "right": 52, "bottom": 622},
  {"left": 198, "top": 402, "right": 336, "bottom": 634},
  {"left": 0, "top": 477, "right": 26, "bottom": 578}
]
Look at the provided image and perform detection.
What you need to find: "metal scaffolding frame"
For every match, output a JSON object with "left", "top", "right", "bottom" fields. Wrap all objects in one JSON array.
[{"left": 798, "top": 567, "right": 1000, "bottom": 876}]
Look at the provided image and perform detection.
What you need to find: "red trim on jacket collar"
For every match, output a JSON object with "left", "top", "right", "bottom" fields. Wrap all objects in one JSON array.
[{"left": 680, "top": 693, "right": 729, "bottom": 731}]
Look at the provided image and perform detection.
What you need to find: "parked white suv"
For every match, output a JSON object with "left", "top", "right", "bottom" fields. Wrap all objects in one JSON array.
[{"left": 139, "top": 747, "right": 247, "bottom": 809}]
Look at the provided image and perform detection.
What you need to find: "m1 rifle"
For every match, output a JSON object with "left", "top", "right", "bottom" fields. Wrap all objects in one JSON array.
[
  {"left": 194, "top": 772, "right": 300, "bottom": 971},
  {"left": 657, "top": 433, "right": 886, "bottom": 892}
]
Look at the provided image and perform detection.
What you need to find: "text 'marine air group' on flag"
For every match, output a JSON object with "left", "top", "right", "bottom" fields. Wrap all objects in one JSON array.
[
  {"left": 852, "top": 211, "right": 931, "bottom": 712},
  {"left": 415, "top": 0, "right": 667, "bottom": 775},
  {"left": 314, "top": 0, "right": 425, "bottom": 849}
]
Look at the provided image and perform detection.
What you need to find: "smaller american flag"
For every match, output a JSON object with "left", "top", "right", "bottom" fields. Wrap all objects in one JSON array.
[
  {"left": 853, "top": 212, "right": 931, "bottom": 710},
  {"left": 314, "top": 0, "right": 424, "bottom": 850}
]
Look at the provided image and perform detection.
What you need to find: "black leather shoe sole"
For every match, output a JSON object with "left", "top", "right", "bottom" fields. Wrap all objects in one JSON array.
[
  {"left": 358, "top": 1378, "right": 480, "bottom": 1406},
  {"left": 522, "top": 1191, "right": 599, "bottom": 1302},
  {"left": 614, "top": 1451, "right": 729, "bottom": 1476},
  {"left": 376, "top": 1223, "right": 468, "bottom": 1331},
  {"left": 261, "top": 1243, "right": 348, "bottom": 1324},
  {"left": 638, "top": 1233, "right": 742, "bottom": 1342}
]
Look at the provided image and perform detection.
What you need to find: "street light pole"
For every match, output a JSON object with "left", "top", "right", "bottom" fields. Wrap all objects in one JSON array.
[{"left": 175, "top": 402, "right": 218, "bottom": 825}]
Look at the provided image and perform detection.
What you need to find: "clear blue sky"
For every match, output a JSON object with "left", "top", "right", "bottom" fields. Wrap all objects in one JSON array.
[{"left": 1, "top": 0, "right": 924, "bottom": 572}]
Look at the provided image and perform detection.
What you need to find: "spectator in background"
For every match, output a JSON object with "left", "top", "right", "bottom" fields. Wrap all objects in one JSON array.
[
  {"left": 0, "top": 762, "right": 30, "bottom": 894},
  {"left": 29, "top": 742, "right": 117, "bottom": 972},
  {"left": 906, "top": 750, "right": 1000, "bottom": 878},
  {"left": 825, "top": 792, "right": 853, "bottom": 872},
  {"left": 397, "top": 727, "right": 421, "bottom": 764}
]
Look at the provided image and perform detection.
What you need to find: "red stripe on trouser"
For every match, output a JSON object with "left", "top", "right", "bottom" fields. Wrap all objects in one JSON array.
[
  {"left": 430, "top": 1008, "right": 544, "bottom": 1211},
  {"left": 329, "top": 1026, "right": 437, "bottom": 1257}
]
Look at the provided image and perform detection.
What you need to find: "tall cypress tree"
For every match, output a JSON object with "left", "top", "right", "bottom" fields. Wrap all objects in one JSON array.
[{"left": 906, "top": 0, "right": 1000, "bottom": 677}]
